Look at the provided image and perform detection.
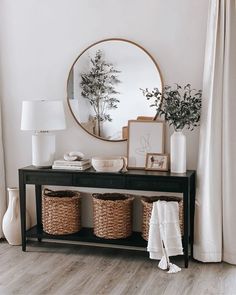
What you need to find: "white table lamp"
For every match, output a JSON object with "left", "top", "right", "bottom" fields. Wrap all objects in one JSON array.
[{"left": 21, "top": 100, "right": 66, "bottom": 168}]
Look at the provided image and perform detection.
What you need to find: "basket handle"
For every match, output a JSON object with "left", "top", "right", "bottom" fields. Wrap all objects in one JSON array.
[
  {"left": 43, "top": 188, "right": 54, "bottom": 196},
  {"left": 43, "top": 188, "right": 79, "bottom": 198}
]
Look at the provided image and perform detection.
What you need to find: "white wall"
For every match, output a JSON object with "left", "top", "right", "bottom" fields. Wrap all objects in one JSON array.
[{"left": 0, "top": 0, "right": 209, "bottom": 226}]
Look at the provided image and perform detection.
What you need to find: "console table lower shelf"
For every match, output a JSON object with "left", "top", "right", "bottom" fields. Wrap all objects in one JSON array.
[
  {"left": 26, "top": 226, "right": 147, "bottom": 249},
  {"left": 26, "top": 226, "right": 188, "bottom": 265}
]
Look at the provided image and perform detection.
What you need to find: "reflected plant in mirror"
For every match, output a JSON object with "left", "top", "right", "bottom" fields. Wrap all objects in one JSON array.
[
  {"left": 67, "top": 39, "right": 163, "bottom": 141},
  {"left": 80, "top": 50, "right": 121, "bottom": 137},
  {"left": 141, "top": 84, "right": 202, "bottom": 130}
]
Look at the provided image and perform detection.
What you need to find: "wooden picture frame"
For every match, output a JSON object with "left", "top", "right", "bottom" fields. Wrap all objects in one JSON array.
[
  {"left": 127, "top": 120, "right": 165, "bottom": 169},
  {"left": 145, "top": 153, "right": 169, "bottom": 171}
]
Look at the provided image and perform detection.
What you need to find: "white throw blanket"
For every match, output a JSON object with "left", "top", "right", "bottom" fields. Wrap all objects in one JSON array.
[{"left": 147, "top": 201, "right": 183, "bottom": 273}]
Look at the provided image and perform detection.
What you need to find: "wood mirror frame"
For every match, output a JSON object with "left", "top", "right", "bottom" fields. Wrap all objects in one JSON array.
[{"left": 67, "top": 38, "right": 163, "bottom": 142}]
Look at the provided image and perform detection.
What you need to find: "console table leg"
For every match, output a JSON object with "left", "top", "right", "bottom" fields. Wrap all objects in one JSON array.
[
  {"left": 19, "top": 171, "right": 26, "bottom": 251},
  {"left": 35, "top": 185, "right": 42, "bottom": 242},
  {"left": 183, "top": 181, "right": 190, "bottom": 268},
  {"left": 184, "top": 250, "right": 189, "bottom": 268},
  {"left": 190, "top": 174, "right": 196, "bottom": 258}
]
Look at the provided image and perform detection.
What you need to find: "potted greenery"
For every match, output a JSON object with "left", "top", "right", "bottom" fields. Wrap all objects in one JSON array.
[
  {"left": 141, "top": 84, "right": 202, "bottom": 173},
  {"left": 80, "top": 50, "right": 121, "bottom": 137}
]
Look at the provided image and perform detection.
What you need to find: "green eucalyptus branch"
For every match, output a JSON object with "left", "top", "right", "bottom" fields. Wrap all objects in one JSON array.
[{"left": 141, "top": 84, "right": 202, "bottom": 131}]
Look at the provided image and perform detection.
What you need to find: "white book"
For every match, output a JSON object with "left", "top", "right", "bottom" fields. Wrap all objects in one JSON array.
[
  {"left": 53, "top": 159, "right": 91, "bottom": 167},
  {"left": 52, "top": 164, "right": 91, "bottom": 171}
]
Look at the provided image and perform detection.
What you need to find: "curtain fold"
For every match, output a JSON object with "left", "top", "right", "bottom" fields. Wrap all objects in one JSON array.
[
  {"left": 194, "top": 0, "right": 236, "bottom": 264},
  {"left": 0, "top": 100, "right": 6, "bottom": 238}
]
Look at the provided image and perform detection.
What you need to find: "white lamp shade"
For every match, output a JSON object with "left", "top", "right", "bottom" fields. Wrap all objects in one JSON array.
[{"left": 21, "top": 100, "right": 66, "bottom": 131}]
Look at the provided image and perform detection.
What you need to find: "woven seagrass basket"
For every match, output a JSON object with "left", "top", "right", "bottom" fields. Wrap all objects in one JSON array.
[
  {"left": 92, "top": 193, "right": 134, "bottom": 239},
  {"left": 141, "top": 196, "right": 184, "bottom": 241},
  {"left": 42, "top": 188, "right": 81, "bottom": 235}
]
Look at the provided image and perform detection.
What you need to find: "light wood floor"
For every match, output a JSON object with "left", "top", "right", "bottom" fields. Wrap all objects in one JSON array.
[{"left": 0, "top": 241, "right": 236, "bottom": 295}]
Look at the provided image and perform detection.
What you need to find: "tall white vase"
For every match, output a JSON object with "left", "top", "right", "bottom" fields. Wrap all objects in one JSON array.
[
  {"left": 170, "top": 130, "right": 186, "bottom": 173},
  {"left": 2, "top": 187, "right": 31, "bottom": 245}
]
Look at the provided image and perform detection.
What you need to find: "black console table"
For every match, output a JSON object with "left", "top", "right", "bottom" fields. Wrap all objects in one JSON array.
[{"left": 19, "top": 166, "right": 196, "bottom": 268}]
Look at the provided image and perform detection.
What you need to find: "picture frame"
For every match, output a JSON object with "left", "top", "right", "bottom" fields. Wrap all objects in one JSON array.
[
  {"left": 127, "top": 120, "right": 165, "bottom": 169},
  {"left": 145, "top": 153, "right": 169, "bottom": 171}
]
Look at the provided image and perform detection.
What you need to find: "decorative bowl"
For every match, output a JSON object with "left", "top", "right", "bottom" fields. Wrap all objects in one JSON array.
[{"left": 91, "top": 156, "right": 126, "bottom": 172}]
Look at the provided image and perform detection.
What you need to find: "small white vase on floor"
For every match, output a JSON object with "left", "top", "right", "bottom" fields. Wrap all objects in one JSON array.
[
  {"left": 2, "top": 187, "right": 31, "bottom": 245},
  {"left": 170, "top": 130, "right": 186, "bottom": 173}
]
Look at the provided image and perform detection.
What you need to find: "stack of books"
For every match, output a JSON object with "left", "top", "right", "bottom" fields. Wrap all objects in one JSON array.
[{"left": 52, "top": 159, "right": 91, "bottom": 171}]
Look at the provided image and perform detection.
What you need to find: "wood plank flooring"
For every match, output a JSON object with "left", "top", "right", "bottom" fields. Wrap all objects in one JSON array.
[{"left": 0, "top": 241, "right": 236, "bottom": 295}]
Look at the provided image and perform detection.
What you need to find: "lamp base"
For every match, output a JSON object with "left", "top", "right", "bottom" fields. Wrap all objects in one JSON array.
[{"left": 32, "top": 133, "right": 55, "bottom": 168}]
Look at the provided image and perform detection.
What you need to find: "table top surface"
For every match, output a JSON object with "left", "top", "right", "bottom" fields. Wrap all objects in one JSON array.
[{"left": 19, "top": 165, "right": 195, "bottom": 179}]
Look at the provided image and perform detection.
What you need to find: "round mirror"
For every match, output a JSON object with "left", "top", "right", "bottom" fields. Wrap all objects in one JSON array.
[{"left": 67, "top": 38, "right": 163, "bottom": 141}]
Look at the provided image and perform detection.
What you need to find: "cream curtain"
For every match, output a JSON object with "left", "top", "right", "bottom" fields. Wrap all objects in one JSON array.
[
  {"left": 0, "top": 100, "right": 6, "bottom": 238},
  {"left": 194, "top": 0, "right": 236, "bottom": 264}
]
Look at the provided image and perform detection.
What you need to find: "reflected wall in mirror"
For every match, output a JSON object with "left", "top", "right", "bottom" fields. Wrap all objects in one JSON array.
[{"left": 67, "top": 38, "right": 163, "bottom": 141}]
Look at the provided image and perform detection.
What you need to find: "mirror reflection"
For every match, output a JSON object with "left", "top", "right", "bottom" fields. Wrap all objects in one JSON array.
[{"left": 67, "top": 39, "right": 163, "bottom": 141}]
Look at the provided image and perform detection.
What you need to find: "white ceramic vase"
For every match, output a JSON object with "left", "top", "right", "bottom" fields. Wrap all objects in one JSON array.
[
  {"left": 2, "top": 187, "right": 31, "bottom": 245},
  {"left": 170, "top": 130, "right": 186, "bottom": 173}
]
